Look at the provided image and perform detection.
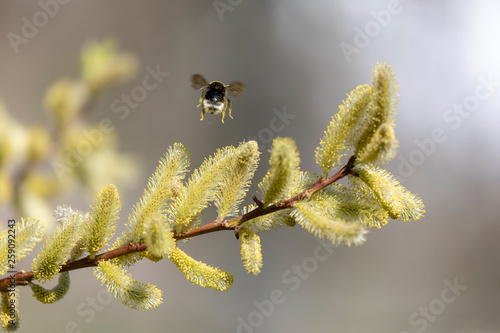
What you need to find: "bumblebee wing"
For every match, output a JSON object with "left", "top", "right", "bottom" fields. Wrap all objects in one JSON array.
[
  {"left": 191, "top": 74, "right": 209, "bottom": 90},
  {"left": 225, "top": 81, "right": 245, "bottom": 97}
]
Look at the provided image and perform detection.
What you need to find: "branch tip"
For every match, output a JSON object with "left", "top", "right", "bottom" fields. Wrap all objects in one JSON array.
[{"left": 252, "top": 195, "right": 264, "bottom": 209}]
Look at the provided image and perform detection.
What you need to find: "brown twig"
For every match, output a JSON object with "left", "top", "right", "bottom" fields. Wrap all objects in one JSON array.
[{"left": 0, "top": 156, "right": 356, "bottom": 292}]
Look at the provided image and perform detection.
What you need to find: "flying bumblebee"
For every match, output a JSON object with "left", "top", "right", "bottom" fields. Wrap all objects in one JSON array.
[{"left": 191, "top": 74, "right": 245, "bottom": 123}]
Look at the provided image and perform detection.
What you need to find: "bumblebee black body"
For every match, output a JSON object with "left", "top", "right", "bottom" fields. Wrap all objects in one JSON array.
[
  {"left": 198, "top": 81, "right": 232, "bottom": 123},
  {"left": 191, "top": 74, "right": 244, "bottom": 123}
]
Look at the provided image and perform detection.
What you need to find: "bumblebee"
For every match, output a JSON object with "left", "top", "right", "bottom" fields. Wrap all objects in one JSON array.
[{"left": 191, "top": 74, "right": 245, "bottom": 123}]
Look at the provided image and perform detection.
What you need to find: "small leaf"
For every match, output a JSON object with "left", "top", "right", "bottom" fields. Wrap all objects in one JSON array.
[
  {"left": 168, "top": 246, "right": 233, "bottom": 291},
  {"left": 94, "top": 261, "right": 162, "bottom": 310},
  {"left": 28, "top": 272, "right": 70, "bottom": 304},
  {"left": 239, "top": 228, "right": 262, "bottom": 275},
  {"left": 259, "top": 137, "right": 300, "bottom": 207}
]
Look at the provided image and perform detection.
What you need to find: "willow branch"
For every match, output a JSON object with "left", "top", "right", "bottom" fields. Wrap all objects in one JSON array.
[
  {"left": 175, "top": 155, "right": 357, "bottom": 240},
  {"left": 0, "top": 156, "right": 356, "bottom": 291}
]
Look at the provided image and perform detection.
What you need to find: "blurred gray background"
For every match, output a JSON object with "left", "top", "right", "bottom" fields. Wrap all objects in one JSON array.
[{"left": 1, "top": 0, "right": 500, "bottom": 332}]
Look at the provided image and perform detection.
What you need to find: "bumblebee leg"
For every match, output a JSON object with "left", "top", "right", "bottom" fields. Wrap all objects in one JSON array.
[
  {"left": 221, "top": 109, "right": 225, "bottom": 123},
  {"left": 200, "top": 109, "right": 205, "bottom": 121},
  {"left": 228, "top": 99, "right": 233, "bottom": 119},
  {"left": 197, "top": 92, "right": 205, "bottom": 108}
]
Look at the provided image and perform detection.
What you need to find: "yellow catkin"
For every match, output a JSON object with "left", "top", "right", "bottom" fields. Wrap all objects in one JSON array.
[
  {"left": 239, "top": 228, "right": 262, "bottom": 275},
  {"left": 355, "top": 63, "right": 399, "bottom": 155},
  {"left": 87, "top": 184, "right": 121, "bottom": 258},
  {"left": 168, "top": 247, "right": 233, "bottom": 291},
  {"left": 259, "top": 137, "right": 300, "bottom": 207},
  {"left": 352, "top": 164, "right": 425, "bottom": 221},
  {"left": 127, "top": 143, "right": 189, "bottom": 242},
  {"left": 29, "top": 272, "right": 70, "bottom": 304},
  {"left": 292, "top": 200, "right": 368, "bottom": 246},
  {"left": 94, "top": 261, "right": 162, "bottom": 310},
  {"left": 143, "top": 213, "right": 175, "bottom": 262},
  {"left": 216, "top": 141, "right": 260, "bottom": 219},
  {"left": 172, "top": 146, "right": 235, "bottom": 234},
  {"left": 356, "top": 123, "right": 399, "bottom": 165},
  {"left": 315, "top": 84, "right": 371, "bottom": 176},
  {"left": 32, "top": 215, "right": 81, "bottom": 282},
  {"left": 0, "top": 218, "right": 45, "bottom": 275}
]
